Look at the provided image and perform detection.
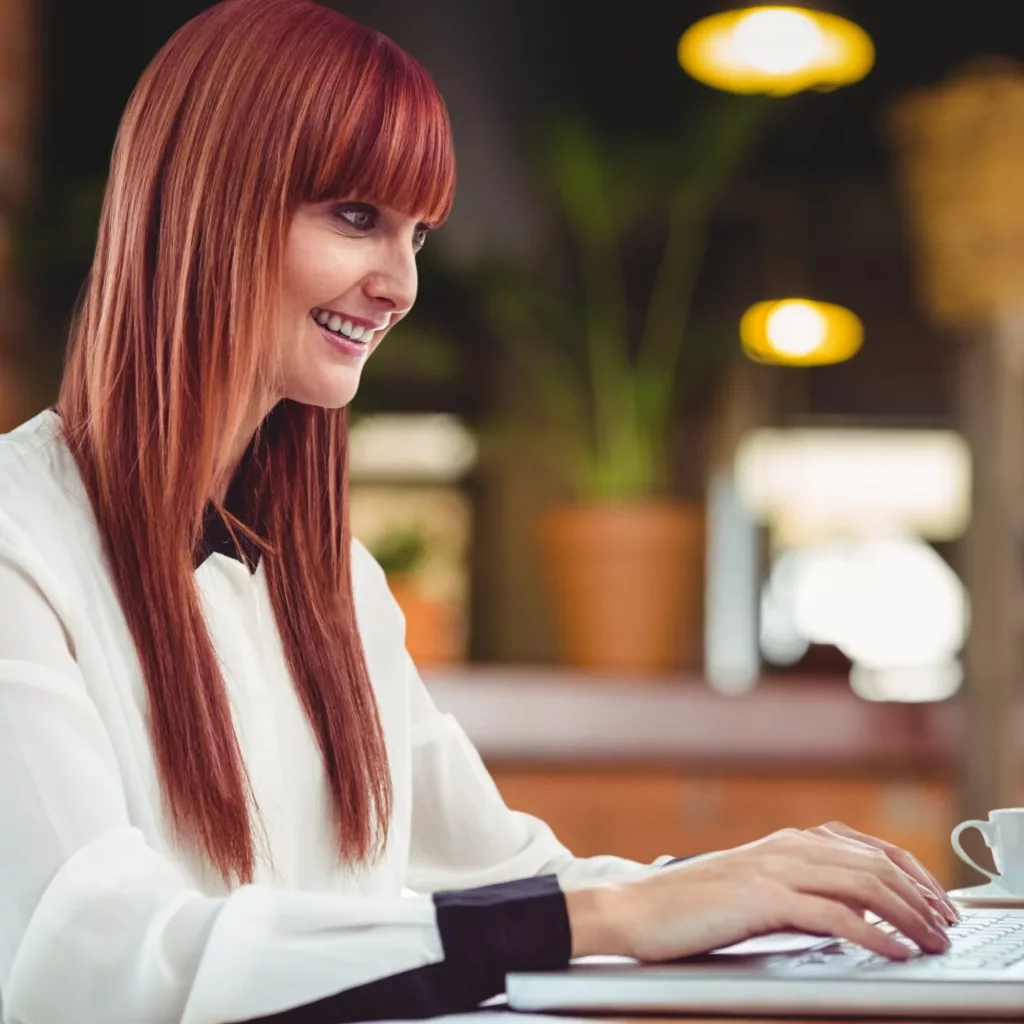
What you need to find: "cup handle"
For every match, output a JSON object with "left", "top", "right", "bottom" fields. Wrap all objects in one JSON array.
[{"left": 951, "top": 819, "right": 1000, "bottom": 883}]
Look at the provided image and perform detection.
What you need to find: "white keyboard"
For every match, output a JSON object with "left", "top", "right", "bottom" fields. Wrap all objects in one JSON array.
[{"left": 785, "top": 910, "right": 1024, "bottom": 975}]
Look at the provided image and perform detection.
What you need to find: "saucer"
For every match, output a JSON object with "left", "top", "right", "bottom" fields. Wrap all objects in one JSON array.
[{"left": 948, "top": 881, "right": 1024, "bottom": 906}]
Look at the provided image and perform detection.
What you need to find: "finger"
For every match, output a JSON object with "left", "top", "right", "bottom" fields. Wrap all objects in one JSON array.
[
  {"left": 786, "top": 831, "right": 937, "bottom": 921},
  {"left": 807, "top": 823, "right": 954, "bottom": 923},
  {"left": 918, "top": 885, "right": 960, "bottom": 926},
  {"left": 783, "top": 892, "right": 913, "bottom": 961},
  {"left": 813, "top": 822, "right": 960, "bottom": 924},
  {"left": 877, "top": 845, "right": 959, "bottom": 925},
  {"left": 813, "top": 822, "right": 944, "bottom": 897},
  {"left": 790, "top": 830, "right": 946, "bottom": 931},
  {"left": 784, "top": 865, "right": 949, "bottom": 954},
  {"left": 815, "top": 815, "right": 942, "bottom": 897}
]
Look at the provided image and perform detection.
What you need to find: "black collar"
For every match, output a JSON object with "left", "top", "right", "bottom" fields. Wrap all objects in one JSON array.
[{"left": 193, "top": 430, "right": 267, "bottom": 573}]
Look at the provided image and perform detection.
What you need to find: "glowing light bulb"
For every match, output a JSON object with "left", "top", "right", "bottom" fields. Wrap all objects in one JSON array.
[
  {"left": 741, "top": 297, "right": 862, "bottom": 365},
  {"left": 678, "top": 6, "right": 874, "bottom": 96},
  {"left": 732, "top": 8, "right": 824, "bottom": 75},
  {"left": 765, "top": 300, "right": 827, "bottom": 356}
]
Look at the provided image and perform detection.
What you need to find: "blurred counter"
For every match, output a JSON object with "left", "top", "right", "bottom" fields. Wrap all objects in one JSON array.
[
  {"left": 421, "top": 665, "right": 983, "bottom": 771},
  {"left": 420, "top": 666, "right": 1023, "bottom": 884}
]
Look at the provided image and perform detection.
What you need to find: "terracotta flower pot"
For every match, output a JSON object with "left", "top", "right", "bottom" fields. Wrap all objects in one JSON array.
[
  {"left": 387, "top": 575, "right": 461, "bottom": 667},
  {"left": 537, "top": 501, "right": 705, "bottom": 674}
]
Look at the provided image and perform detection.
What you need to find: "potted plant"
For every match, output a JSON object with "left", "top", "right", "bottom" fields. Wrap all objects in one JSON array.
[
  {"left": 478, "top": 95, "right": 769, "bottom": 673},
  {"left": 371, "top": 524, "right": 461, "bottom": 667}
]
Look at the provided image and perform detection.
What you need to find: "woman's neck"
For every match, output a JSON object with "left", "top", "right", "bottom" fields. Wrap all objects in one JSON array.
[{"left": 210, "top": 406, "right": 269, "bottom": 506}]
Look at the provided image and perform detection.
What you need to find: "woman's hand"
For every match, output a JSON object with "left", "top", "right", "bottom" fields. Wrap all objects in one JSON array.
[
  {"left": 565, "top": 824, "right": 955, "bottom": 963},
  {"left": 804, "top": 820, "right": 959, "bottom": 925}
]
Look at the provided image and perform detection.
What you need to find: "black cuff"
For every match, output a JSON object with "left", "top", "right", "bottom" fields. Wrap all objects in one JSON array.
[{"left": 434, "top": 873, "right": 572, "bottom": 1004}]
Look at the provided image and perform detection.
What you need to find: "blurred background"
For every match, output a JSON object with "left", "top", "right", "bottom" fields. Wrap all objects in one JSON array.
[{"left": 4, "top": 0, "right": 1024, "bottom": 886}]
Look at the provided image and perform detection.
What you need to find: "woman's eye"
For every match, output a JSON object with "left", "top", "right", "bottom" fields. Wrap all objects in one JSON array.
[
  {"left": 335, "top": 204, "right": 376, "bottom": 231},
  {"left": 333, "top": 202, "right": 428, "bottom": 251}
]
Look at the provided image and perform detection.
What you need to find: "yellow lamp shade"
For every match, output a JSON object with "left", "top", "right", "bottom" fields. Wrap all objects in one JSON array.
[
  {"left": 679, "top": 6, "right": 874, "bottom": 96},
  {"left": 740, "top": 298, "right": 863, "bottom": 365}
]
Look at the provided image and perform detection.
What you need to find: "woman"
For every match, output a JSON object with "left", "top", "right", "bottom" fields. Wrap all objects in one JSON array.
[{"left": 0, "top": 2, "right": 957, "bottom": 1022}]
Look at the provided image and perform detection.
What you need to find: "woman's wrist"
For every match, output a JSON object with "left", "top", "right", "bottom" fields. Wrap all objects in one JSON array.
[{"left": 564, "top": 884, "right": 624, "bottom": 958}]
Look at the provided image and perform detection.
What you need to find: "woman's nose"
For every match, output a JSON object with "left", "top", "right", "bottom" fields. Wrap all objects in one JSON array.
[{"left": 365, "top": 244, "right": 417, "bottom": 314}]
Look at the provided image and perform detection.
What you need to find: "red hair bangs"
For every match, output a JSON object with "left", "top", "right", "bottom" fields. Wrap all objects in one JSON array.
[{"left": 291, "top": 16, "right": 456, "bottom": 227}]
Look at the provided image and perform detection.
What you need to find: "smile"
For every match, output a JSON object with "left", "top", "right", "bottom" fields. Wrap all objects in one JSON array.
[
  {"left": 312, "top": 312, "right": 369, "bottom": 357},
  {"left": 311, "top": 307, "right": 379, "bottom": 344}
]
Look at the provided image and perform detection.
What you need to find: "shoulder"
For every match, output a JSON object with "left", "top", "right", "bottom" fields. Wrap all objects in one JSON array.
[
  {"left": 0, "top": 408, "right": 80, "bottom": 505},
  {"left": 350, "top": 534, "right": 386, "bottom": 587},
  {"left": 350, "top": 535, "right": 399, "bottom": 622},
  {"left": 349, "top": 534, "right": 409, "bottom": 651},
  {"left": 0, "top": 408, "right": 91, "bottom": 523},
  {"left": 0, "top": 409, "right": 100, "bottom": 586}
]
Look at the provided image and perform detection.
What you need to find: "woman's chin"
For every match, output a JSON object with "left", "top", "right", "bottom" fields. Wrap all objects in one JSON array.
[{"left": 284, "top": 372, "right": 362, "bottom": 410}]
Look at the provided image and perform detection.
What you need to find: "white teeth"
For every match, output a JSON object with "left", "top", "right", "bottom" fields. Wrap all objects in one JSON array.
[{"left": 312, "top": 309, "right": 374, "bottom": 345}]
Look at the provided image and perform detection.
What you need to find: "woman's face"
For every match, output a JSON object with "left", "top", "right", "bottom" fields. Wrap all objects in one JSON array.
[{"left": 277, "top": 198, "right": 429, "bottom": 409}]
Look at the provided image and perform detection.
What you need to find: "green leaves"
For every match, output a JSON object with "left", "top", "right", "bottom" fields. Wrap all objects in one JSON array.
[
  {"left": 369, "top": 525, "right": 430, "bottom": 577},
  {"left": 481, "top": 96, "right": 773, "bottom": 501}
]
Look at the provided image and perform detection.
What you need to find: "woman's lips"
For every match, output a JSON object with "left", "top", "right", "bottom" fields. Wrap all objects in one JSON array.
[{"left": 313, "top": 314, "right": 369, "bottom": 357}]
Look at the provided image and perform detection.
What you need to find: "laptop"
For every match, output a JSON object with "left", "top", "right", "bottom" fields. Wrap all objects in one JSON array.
[{"left": 506, "top": 908, "right": 1024, "bottom": 1018}]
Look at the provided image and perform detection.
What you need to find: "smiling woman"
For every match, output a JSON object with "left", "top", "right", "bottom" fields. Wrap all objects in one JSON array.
[
  {"left": 280, "top": 198, "right": 429, "bottom": 408},
  {"left": 57, "top": 0, "right": 454, "bottom": 886},
  {"left": 0, "top": 2, "right": 658, "bottom": 1021},
  {"left": 0, "top": 2, "right": 958, "bottom": 1023}
]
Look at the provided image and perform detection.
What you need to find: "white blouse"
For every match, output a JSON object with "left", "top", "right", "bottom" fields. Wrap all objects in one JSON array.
[{"left": 0, "top": 409, "right": 678, "bottom": 1024}]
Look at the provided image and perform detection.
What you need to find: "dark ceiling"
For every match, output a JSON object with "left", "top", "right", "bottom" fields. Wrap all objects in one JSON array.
[
  {"left": 519, "top": 0, "right": 1024, "bottom": 177},
  {"left": 43, "top": 1, "right": 1024, "bottom": 184}
]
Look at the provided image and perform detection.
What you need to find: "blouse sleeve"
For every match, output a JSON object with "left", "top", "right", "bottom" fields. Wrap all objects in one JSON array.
[
  {"left": 0, "top": 523, "right": 571, "bottom": 1024},
  {"left": 404, "top": 654, "right": 679, "bottom": 896}
]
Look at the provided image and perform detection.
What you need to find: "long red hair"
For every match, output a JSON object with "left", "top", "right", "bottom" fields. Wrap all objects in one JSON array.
[{"left": 57, "top": 0, "right": 455, "bottom": 886}]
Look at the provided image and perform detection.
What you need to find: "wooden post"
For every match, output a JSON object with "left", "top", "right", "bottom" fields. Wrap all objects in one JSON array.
[
  {"left": 0, "top": 0, "right": 39, "bottom": 429},
  {"left": 954, "top": 313, "right": 1024, "bottom": 883},
  {"left": 0, "top": 0, "right": 37, "bottom": 207}
]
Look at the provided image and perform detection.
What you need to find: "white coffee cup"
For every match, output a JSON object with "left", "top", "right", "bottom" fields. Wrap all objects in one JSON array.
[{"left": 951, "top": 808, "right": 1024, "bottom": 894}]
